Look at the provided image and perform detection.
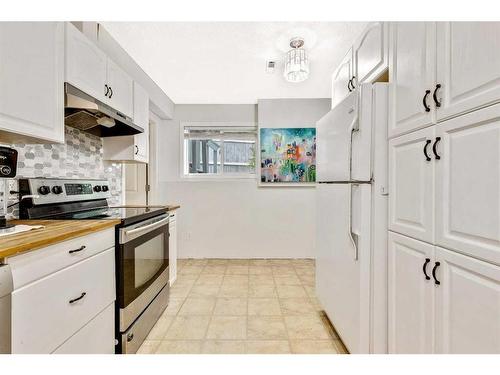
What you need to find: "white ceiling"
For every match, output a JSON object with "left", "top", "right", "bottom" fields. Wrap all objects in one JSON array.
[{"left": 102, "top": 22, "right": 367, "bottom": 104}]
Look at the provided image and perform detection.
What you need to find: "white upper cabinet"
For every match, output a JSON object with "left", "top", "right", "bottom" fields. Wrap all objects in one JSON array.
[
  {"left": 133, "top": 82, "right": 149, "bottom": 162},
  {"left": 65, "top": 23, "right": 133, "bottom": 118},
  {"left": 388, "top": 22, "right": 436, "bottom": 138},
  {"left": 353, "top": 22, "right": 388, "bottom": 86},
  {"left": 436, "top": 22, "right": 500, "bottom": 121},
  {"left": 435, "top": 104, "right": 500, "bottom": 265},
  {"left": 106, "top": 58, "right": 133, "bottom": 118},
  {"left": 0, "top": 22, "right": 65, "bottom": 144},
  {"left": 65, "top": 23, "right": 108, "bottom": 103},
  {"left": 331, "top": 48, "right": 353, "bottom": 109},
  {"left": 389, "top": 126, "right": 435, "bottom": 243},
  {"left": 388, "top": 232, "right": 434, "bottom": 354},
  {"left": 434, "top": 247, "right": 500, "bottom": 354}
]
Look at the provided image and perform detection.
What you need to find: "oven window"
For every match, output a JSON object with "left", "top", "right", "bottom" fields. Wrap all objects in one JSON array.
[{"left": 134, "top": 233, "right": 165, "bottom": 288}]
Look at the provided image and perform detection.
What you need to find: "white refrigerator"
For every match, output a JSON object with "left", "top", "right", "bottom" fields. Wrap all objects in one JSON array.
[{"left": 316, "top": 83, "right": 388, "bottom": 354}]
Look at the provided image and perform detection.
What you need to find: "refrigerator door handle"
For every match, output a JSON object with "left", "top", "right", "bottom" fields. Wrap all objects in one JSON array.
[
  {"left": 348, "top": 111, "right": 359, "bottom": 180},
  {"left": 348, "top": 183, "right": 359, "bottom": 261}
]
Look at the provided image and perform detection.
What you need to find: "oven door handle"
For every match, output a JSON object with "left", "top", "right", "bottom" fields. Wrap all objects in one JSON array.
[{"left": 123, "top": 216, "right": 170, "bottom": 237}]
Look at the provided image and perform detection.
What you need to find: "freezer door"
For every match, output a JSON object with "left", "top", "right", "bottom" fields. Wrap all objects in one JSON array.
[
  {"left": 316, "top": 91, "right": 358, "bottom": 182},
  {"left": 315, "top": 183, "right": 372, "bottom": 353},
  {"left": 351, "top": 84, "right": 374, "bottom": 182}
]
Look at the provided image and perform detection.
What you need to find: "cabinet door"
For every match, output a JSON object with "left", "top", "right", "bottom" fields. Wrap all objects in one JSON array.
[
  {"left": 435, "top": 104, "right": 500, "bottom": 265},
  {"left": 353, "top": 22, "right": 388, "bottom": 86},
  {"left": 65, "top": 22, "right": 107, "bottom": 102},
  {"left": 0, "top": 22, "right": 64, "bottom": 144},
  {"left": 389, "top": 126, "right": 435, "bottom": 243},
  {"left": 388, "top": 232, "right": 434, "bottom": 353},
  {"left": 434, "top": 247, "right": 500, "bottom": 354},
  {"left": 133, "top": 83, "right": 149, "bottom": 162},
  {"left": 331, "top": 48, "right": 353, "bottom": 109},
  {"left": 388, "top": 22, "right": 436, "bottom": 138},
  {"left": 53, "top": 303, "right": 115, "bottom": 354},
  {"left": 169, "top": 215, "right": 177, "bottom": 286},
  {"left": 106, "top": 58, "right": 134, "bottom": 118},
  {"left": 436, "top": 22, "right": 500, "bottom": 121}
]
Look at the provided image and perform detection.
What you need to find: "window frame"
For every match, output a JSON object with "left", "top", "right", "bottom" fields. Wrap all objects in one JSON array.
[{"left": 179, "top": 121, "right": 258, "bottom": 181}]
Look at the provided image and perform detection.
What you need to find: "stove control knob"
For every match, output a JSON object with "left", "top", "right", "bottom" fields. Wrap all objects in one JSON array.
[
  {"left": 101, "top": 185, "right": 109, "bottom": 192},
  {"left": 38, "top": 185, "right": 50, "bottom": 195},
  {"left": 93, "top": 185, "right": 102, "bottom": 192},
  {"left": 52, "top": 185, "right": 63, "bottom": 195}
]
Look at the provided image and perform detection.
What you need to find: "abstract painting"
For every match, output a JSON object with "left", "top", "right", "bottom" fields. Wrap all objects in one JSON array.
[{"left": 260, "top": 127, "right": 316, "bottom": 183}]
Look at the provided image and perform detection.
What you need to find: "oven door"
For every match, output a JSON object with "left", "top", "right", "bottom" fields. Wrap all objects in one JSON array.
[{"left": 117, "top": 213, "right": 169, "bottom": 332}]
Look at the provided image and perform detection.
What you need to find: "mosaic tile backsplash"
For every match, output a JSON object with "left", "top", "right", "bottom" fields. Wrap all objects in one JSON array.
[{"left": 1, "top": 126, "right": 123, "bottom": 218}]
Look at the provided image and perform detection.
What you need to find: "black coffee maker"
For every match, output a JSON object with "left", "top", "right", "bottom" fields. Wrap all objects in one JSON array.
[{"left": 0, "top": 146, "right": 18, "bottom": 233}]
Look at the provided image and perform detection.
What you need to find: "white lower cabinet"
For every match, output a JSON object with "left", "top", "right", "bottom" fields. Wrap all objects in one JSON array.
[
  {"left": 388, "top": 232, "right": 500, "bottom": 354},
  {"left": 169, "top": 212, "right": 177, "bottom": 286},
  {"left": 388, "top": 231, "right": 434, "bottom": 354},
  {"left": 434, "top": 246, "right": 500, "bottom": 354},
  {"left": 8, "top": 231, "right": 116, "bottom": 354},
  {"left": 53, "top": 303, "right": 115, "bottom": 354}
]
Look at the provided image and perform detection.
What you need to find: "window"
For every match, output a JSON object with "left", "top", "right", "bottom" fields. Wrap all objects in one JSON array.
[{"left": 182, "top": 124, "right": 257, "bottom": 178}]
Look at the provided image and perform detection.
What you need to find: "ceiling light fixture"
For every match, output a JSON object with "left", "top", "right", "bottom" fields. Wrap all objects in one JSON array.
[{"left": 283, "top": 37, "right": 309, "bottom": 83}]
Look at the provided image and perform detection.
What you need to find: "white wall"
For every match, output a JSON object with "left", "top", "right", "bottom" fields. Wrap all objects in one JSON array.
[{"left": 157, "top": 100, "right": 330, "bottom": 259}]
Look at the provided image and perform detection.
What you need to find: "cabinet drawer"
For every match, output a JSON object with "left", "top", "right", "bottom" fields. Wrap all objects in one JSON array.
[
  {"left": 12, "top": 248, "right": 115, "bottom": 354},
  {"left": 53, "top": 303, "right": 115, "bottom": 354},
  {"left": 7, "top": 228, "right": 114, "bottom": 289}
]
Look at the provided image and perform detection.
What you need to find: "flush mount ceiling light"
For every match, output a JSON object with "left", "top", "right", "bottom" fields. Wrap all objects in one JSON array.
[{"left": 283, "top": 37, "right": 309, "bottom": 83}]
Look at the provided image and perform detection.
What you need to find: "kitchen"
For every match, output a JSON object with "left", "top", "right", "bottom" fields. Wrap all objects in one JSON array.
[{"left": 0, "top": 1, "right": 499, "bottom": 370}]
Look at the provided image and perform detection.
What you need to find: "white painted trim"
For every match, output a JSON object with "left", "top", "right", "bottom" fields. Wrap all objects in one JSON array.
[{"left": 148, "top": 112, "right": 161, "bottom": 204}]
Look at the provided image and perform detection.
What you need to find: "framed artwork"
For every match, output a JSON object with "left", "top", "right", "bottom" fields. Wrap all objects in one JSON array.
[{"left": 259, "top": 127, "right": 316, "bottom": 184}]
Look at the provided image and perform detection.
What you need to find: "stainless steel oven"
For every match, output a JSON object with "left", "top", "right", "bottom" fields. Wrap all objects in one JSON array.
[{"left": 116, "top": 213, "right": 170, "bottom": 354}]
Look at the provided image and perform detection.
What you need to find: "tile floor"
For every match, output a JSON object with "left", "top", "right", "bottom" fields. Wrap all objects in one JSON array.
[{"left": 137, "top": 258, "right": 348, "bottom": 354}]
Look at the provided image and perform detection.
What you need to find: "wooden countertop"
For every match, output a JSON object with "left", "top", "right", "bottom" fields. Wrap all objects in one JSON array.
[{"left": 0, "top": 219, "right": 121, "bottom": 261}]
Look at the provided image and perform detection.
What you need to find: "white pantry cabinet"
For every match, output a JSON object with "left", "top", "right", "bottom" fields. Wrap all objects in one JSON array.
[
  {"left": 388, "top": 22, "right": 436, "bottom": 138},
  {"left": 353, "top": 22, "right": 388, "bottom": 86},
  {"left": 388, "top": 126, "right": 435, "bottom": 243},
  {"left": 389, "top": 22, "right": 500, "bottom": 137},
  {"left": 65, "top": 22, "right": 133, "bottom": 118},
  {"left": 0, "top": 22, "right": 65, "bottom": 144},
  {"left": 388, "top": 232, "right": 500, "bottom": 354},
  {"left": 331, "top": 48, "right": 354, "bottom": 109},
  {"left": 388, "top": 232, "right": 434, "bottom": 354},
  {"left": 435, "top": 104, "right": 500, "bottom": 266},
  {"left": 434, "top": 246, "right": 500, "bottom": 354},
  {"left": 436, "top": 22, "right": 500, "bottom": 121},
  {"left": 169, "top": 211, "right": 178, "bottom": 286}
]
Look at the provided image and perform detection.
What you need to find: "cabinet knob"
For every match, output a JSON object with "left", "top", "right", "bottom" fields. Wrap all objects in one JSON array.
[
  {"left": 108, "top": 86, "right": 113, "bottom": 98},
  {"left": 135, "top": 145, "right": 139, "bottom": 155},
  {"left": 105, "top": 84, "right": 109, "bottom": 97},
  {"left": 432, "top": 137, "right": 441, "bottom": 160},
  {"left": 422, "top": 258, "right": 431, "bottom": 280}
]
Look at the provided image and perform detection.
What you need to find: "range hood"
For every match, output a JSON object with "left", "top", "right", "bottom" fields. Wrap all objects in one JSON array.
[{"left": 64, "top": 83, "right": 143, "bottom": 137}]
